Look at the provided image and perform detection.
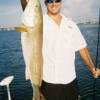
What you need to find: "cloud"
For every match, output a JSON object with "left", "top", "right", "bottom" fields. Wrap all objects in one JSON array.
[
  {"left": 0, "top": 0, "right": 100, "bottom": 25},
  {"left": 0, "top": 4, "right": 22, "bottom": 26},
  {"left": 61, "top": 0, "right": 100, "bottom": 22},
  {"left": 0, "top": 9, "right": 21, "bottom": 16}
]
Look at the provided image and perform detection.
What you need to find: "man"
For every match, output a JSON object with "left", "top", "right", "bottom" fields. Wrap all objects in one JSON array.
[{"left": 21, "top": 0, "right": 100, "bottom": 100}]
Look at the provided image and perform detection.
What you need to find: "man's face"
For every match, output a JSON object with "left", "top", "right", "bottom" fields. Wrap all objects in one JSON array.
[{"left": 47, "top": 1, "right": 62, "bottom": 15}]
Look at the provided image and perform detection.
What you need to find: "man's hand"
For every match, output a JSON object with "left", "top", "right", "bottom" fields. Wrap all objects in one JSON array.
[
  {"left": 33, "top": 85, "right": 45, "bottom": 100},
  {"left": 92, "top": 68, "right": 100, "bottom": 78},
  {"left": 21, "top": 0, "right": 27, "bottom": 11},
  {"left": 40, "top": 94, "right": 45, "bottom": 100},
  {"left": 79, "top": 48, "right": 100, "bottom": 79}
]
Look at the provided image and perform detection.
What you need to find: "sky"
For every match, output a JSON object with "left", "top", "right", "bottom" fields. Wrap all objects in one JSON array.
[{"left": 0, "top": 0, "right": 100, "bottom": 26}]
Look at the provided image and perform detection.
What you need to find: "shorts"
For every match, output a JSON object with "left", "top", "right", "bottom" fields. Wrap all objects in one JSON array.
[{"left": 40, "top": 79, "right": 79, "bottom": 100}]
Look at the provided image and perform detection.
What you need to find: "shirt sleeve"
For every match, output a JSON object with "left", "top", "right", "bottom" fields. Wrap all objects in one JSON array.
[{"left": 72, "top": 23, "right": 87, "bottom": 52}]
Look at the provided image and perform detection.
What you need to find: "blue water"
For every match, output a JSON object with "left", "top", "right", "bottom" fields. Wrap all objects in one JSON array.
[{"left": 0, "top": 24, "right": 100, "bottom": 100}]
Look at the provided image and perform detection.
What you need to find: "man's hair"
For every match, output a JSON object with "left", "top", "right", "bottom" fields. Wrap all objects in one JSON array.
[{"left": 44, "top": 0, "right": 62, "bottom": 5}]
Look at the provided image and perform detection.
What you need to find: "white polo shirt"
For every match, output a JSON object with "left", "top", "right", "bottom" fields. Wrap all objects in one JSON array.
[{"left": 43, "top": 14, "right": 87, "bottom": 84}]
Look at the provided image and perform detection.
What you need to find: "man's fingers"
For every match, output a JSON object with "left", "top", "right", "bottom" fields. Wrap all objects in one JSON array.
[
  {"left": 94, "top": 74, "right": 98, "bottom": 78},
  {"left": 93, "top": 68, "right": 100, "bottom": 78},
  {"left": 34, "top": 96, "right": 45, "bottom": 100},
  {"left": 40, "top": 94, "right": 45, "bottom": 100}
]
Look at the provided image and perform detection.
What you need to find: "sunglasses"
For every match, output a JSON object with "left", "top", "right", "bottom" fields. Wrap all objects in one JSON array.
[{"left": 47, "top": 0, "right": 61, "bottom": 3}]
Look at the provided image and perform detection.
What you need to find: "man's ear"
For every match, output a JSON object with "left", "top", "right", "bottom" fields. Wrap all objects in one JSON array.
[{"left": 20, "top": 0, "right": 27, "bottom": 11}]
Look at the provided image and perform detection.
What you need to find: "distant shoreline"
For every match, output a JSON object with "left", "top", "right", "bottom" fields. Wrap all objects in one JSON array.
[
  {"left": 0, "top": 27, "right": 16, "bottom": 31},
  {"left": 77, "top": 22, "right": 98, "bottom": 26},
  {"left": 0, "top": 22, "right": 99, "bottom": 31}
]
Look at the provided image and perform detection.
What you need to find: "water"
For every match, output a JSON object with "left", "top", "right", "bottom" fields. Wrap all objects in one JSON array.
[
  {"left": 76, "top": 24, "right": 100, "bottom": 100},
  {"left": 0, "top": 31, "right": 32, "bottom": 100},
  {"left": 0, "top": 24, "right": 100, "bottom": 100}
]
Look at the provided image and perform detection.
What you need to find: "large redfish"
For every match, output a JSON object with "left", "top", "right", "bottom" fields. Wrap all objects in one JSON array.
[{"left": 16, "top": 0, "right": 43, "bottom": 99}]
